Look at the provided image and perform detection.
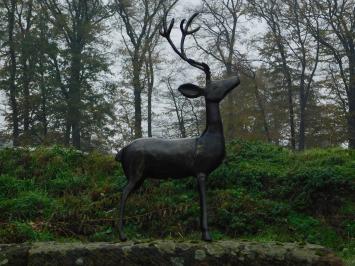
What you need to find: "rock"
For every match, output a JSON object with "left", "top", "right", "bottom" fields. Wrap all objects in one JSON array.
[
  {"left": 0, "top": 240, "right": 343, "bottom": 266},
  {"left": 0, "top": 244, "right": 30, "bottom": 265}
]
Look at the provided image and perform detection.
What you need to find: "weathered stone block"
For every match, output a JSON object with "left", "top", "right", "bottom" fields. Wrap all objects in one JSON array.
[
  {"left": 0, "top": 244, "right": 29, "bottom": 266},
  {"left": 0, "top": 240, "right": 344, "bottom": 266}
]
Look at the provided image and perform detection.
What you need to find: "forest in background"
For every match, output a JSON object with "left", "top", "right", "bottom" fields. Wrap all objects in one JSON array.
[
  {"left": 0, "top": 0, "right": 354, "bottom": 264},
  {"left": 0, "top": 0, "right": 354, "bottom": 151}
]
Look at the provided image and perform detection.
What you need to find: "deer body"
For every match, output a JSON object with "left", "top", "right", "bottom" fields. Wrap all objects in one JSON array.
[
  {"left": 116, "top": 13, "right": 240, "bottom": 241},
  {"left": 118, "top": 101, "right": 227, "bottom": 179},
  {"left": 119, "top": 137, "right": 198, "bottom": 179}
]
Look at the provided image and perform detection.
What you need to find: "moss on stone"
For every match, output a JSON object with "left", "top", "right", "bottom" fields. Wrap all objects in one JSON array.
[{"left": 0, "top": 240, "right": 344, "bottom": 266}]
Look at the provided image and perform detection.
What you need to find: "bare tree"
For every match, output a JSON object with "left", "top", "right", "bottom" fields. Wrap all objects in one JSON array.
[
  {"left": 157, "top": 63, "right": 204, "bottom": 139},
  {"left": 114, "top": 0, "right": 178, "bottom": 139},
  {"left": 166, "top": 77, "right": 187, "bottom": 138},
  {"left": 303, "top": 0, "right": 355, "bottom": 148},
  {"left": 17, "top": 0, "right": 34, "bottom": 142},
  {"left": 193, "top": 0, "right": 244, "bottom": 75},
  {"left": 144, "top": 35, "right": 160, "bottom": 137},
  {"left": 114, "top": 87, "right": 135, "bottom": 147},
  {"left": 42, "top": 0, "right": 112, "bottom": 149},
  {"left": 248, "top": 0, "right": 297, "bottom": 149},
  {"left": 3, "top": 0, "right": 19, "bottom": 146},
  {"left": 283, "top": 0, "right": 320, "bottom": 150},
  {"left": 192, "top": 0, "right": 247, "bottom": 139},
  {"left": 244, "top": 70, "right": 272, "bottom": 142}
]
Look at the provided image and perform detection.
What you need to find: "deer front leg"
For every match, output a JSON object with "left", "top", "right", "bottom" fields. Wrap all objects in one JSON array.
[{"left": 197, "top": 173, "right": 212, "bottom": 241}]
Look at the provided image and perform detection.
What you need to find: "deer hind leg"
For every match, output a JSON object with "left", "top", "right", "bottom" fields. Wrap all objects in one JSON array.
[
  {"left": 197, "top": 173, "right": 212, "bottom": 241},
  {"left": 118, "top": 161, "right": 145, "bottom": 241},
  {"left": 118, "top": 180, "right": 135, "bottom": 241}
]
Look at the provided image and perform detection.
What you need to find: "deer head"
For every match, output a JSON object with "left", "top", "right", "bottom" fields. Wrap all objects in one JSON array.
[{"left": 160, "top": 12, "right": 240, "bottom": 103}]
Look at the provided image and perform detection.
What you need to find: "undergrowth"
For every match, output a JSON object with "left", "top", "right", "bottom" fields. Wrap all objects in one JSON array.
[{"left": 0, "top": 141, "right": 353, "bottom": 263}]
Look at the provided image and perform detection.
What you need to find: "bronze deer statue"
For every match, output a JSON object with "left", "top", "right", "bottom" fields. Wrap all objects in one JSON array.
[{"left": 116, "top": 12, "right": 240, "bottom": 242}]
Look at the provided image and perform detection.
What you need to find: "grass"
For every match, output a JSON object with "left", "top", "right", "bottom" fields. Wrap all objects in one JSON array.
[{"left": 0, "top": 141, "right": 353, "bottom": 263}]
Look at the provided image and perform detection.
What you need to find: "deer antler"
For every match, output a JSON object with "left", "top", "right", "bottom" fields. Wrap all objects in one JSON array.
[{"left": 160, "top": 12, "right": 211, "bottom": 82}]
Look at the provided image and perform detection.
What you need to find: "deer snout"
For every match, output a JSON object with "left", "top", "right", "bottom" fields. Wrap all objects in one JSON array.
[
  {"left": 207, "top": 76, "right": 241, "bottom": 102},
  {"left": 223, "top": 76, "right": 240, "bottom": 95}
]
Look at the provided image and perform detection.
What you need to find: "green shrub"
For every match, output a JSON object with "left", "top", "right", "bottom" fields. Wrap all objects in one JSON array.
[
  {"left": 0, "top": 222, "right": 54, "bottom": 243},
  {"left": 210, "top": 189, "right": 290, "bottom": 235},
  {"left": 0, "top": 148, "right": 32, "bottom": 178},
  {"left": 209, "top": 140, "right": 289, "bottom": 191},
  {"left": 287, "top": 213, "right": 343, "bottom": 249},
  {"left": 47, "top": 172, "right": 89, "bottom": 196},
  {"left": 0, "top": 191, "right": 54, "bottom": 220},
  {"left": 0, "top": 174, "right": 35, "bottom": 198},
  {"left": 284, "top": 161, "right": 354, "bottom": 214},
  {"left": 210, "top": 140, "right": 354, "bottom": 216}
]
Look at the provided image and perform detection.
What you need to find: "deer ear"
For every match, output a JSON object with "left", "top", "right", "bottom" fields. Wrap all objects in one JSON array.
[{"left": 178, "top": 83, "right": 205, "bottom": 98}]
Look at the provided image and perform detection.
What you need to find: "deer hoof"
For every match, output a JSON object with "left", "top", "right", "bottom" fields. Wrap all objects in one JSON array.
[{"left": 202, "top": 231, "right": 212, "bottom": 242}]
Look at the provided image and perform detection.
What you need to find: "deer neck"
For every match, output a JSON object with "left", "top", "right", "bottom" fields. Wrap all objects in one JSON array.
[{"left": 204, "top": 100, "right": 224, "bottom": 137}]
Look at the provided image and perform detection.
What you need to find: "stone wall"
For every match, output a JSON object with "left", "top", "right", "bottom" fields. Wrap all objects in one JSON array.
[{"left": 0, "top": 240, "right": 343, "bottom": 266}]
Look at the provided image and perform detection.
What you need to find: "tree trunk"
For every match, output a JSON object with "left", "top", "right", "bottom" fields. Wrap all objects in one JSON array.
[
  {"left": 70, "top": 87, "right": 81, "bottom": 149},
  {"left": 39, "top": 59, "right": 47, "bottom": 138},
  {"left": 69, "top": 43, "right": 82, "bottom": 149},
  {"left": 147, "top": 86, "right": 152, "bottom": 137},
  {"left": 253, "top": 84, "right": 271, "bottom": 142},
  {"left": 287, "top": 81, "right": 296, "bottom": 150},
  {"left": 224, "top": 64, "right": 235, "bottom": 140},
  {"left": 299, "top": 101, "right": 306, "bottom": 150},
  {"left": 179, "top": 115, "right": 186, "bottom": 138},
  {"left": 20, "top": 0, "right": 33, "bottom": 141},
  {"left": 146, "top": 50, "right": 154, "bottom": 138},
  {"left": 40, "top": 86, "right": 47, "bottom": 138},
  {"left": 52, "top": 54, "right": 70, "bottom": 145},
  {"left": 133, "top": 67, "right": 142, "bottom": 138},
  {"left": 38, "top": 16, "right": 47, "bottom": 139},
  {"left": 8, "top": 0, "right": 19, "bottom": 146},
  {"left": 134, "top": 86, "right": 142, "bottom": 139},
  {"left": 348, "top": 56, "right": 355, "bottom": 149},
  {"left": 278, "top": 43, "right": 296, "bottom": 149},
  {"left": 22, "top": 58, "right": 30, "bottom": 138},
  {"left": 65, "top": 117, "right": 71, "bottom": 146},
  {"left": 298, "top": 76, "right": 307, "bottom": 151},
  {"left": 225, "top": 94, "right": 235, "bottom": 140}
]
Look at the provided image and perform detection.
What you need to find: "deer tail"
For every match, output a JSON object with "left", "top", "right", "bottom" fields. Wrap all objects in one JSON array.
[{"left": 115, "top": 149, "right": 124, "bottom": 162}]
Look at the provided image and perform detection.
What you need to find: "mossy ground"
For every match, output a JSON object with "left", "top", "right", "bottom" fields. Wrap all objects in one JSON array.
[{"left": 0, "top": 141, "right": 354, "bottom": 264}]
